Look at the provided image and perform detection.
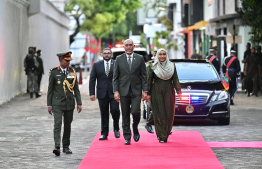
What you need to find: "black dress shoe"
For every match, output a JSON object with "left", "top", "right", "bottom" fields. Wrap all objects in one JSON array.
[
  {"left": 53, "top": 147, "right": 60, "bottom": 156},
  {"left": 133, "top": 133, "right": 140, "bottom": 142},
  {"left": 99, "top": 135, "right": 108, "bottom": 140},
  {"left": 114, "top": 130, "right": 120, "bottom": 138},
  {"left": 230, "top": 99, "right": 234, "bottom": 105},
  {"left": 35, "top": 92, "right": 41, "bottom": 98},
  {"left": 63, "top": 147, "right": 72, "bottom": 154},
  {"left": 145, "top": 124, "right": 154, "bottom": 134},
  {"left": 124, "top": 140, "right": 130, "bottom": 145}
]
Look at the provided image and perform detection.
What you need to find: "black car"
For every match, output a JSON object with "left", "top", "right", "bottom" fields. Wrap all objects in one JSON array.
[{"left": 143, "top": 59, "right": 230, "bottom": 125}]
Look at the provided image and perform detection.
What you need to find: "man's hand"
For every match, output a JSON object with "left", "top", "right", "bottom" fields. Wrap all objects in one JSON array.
[
  {"left": 77, "top": 105, "right": 82, "bottom": 113},
  {"left": 142, "top": 92, "right": 147, "bottom": 101},
  {"left": 114, "top": 92, "right": 120, "bottom": 102},
  {"left": 90, "top": 95, "right": 95, "bottom": 101},
  {"left": 147, "top": 95, "right": 151, "bottom": 102},
  {"left": 48, "top": 106, "right": 53, "bottom": 115},
  {"left": 244, "top": 71, "right": 247, "bottom": 76}
]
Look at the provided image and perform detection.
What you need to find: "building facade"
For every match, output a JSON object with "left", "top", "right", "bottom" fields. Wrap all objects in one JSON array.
[{"left": 0, "top": 0, "right": 69, "bottom": 104}]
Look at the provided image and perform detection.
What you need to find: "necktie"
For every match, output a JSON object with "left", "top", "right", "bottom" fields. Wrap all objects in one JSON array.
[
  {"left": 63, "top": 70, "right": 66, "bottom": 76},
  {"left": 106, "top": 62, "right": 109, "bottom": 76},
  {"left": 128, "top": 56, "right": 131, "bottom": 71}
]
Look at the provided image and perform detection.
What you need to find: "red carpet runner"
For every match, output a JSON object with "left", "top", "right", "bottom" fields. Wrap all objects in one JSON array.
[{"left": 78, "top": 131, "right": 224, "bottom": 169}]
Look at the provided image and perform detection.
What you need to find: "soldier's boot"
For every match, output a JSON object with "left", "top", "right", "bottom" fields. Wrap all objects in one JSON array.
[
  {"left": 30, "top": 93, "right": 34, "bottom": 98},
  {"left": 35, "top": 92, "right": 41, "bottom": 98}
]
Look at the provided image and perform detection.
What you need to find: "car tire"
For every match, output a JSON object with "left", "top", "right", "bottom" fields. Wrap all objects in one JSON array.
[{"left": 217, "top": 116, "right": 230, "bottom": 125}]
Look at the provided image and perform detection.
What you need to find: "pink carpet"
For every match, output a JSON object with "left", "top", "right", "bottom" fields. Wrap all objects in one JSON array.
[
  {"left": 208, "top": 142, "right": 262, "bottom": 148},
  {"left": 78, "top": 131, "right": 224, "bottom": 169}
]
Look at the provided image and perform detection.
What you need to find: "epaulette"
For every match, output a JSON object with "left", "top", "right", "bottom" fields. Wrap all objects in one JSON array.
[
  {"left": 49, "top": 67, "right": 57, "bottom": 76},
  {"left": 49, "top": 67, "right": 58, "bottom": 71}
]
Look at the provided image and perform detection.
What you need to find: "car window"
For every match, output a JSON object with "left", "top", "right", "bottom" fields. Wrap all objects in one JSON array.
[{"left": 175, "top": 62, "right": 219, "bottom": 81}]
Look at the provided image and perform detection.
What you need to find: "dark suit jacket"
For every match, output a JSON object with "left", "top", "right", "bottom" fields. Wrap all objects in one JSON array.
[
  {"left": 113, "top": 53, "right": 147, "bottom": 97},
  {"left": 89, "top": 60, "right": 115, "bottom": 99},
  {"left": 47, "top": 66, "right": 82, "bottom": 110}
]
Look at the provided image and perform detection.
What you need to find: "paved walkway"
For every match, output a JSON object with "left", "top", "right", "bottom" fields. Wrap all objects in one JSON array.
[{"left": 0, "top": 76, "right": 262, "bottom": 168}]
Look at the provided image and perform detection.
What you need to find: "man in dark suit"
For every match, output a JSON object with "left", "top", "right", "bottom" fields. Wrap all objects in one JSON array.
[
  {"left": 47, "top": 51, "right": 82, "bottom": 156},
  {"left": 89, "top": 47, "right": 120, "bottom": 140},
  {"left": 113, "top": 39, "right": 148, "bottom": 145}
]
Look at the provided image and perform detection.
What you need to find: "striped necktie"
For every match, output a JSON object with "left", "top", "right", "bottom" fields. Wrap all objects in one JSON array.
[
  {"left": 128, "top": 56, "right": 131, "bottom": 71},
  {"left": 106, "top": 62, "right": 109, "bottom": 76}
]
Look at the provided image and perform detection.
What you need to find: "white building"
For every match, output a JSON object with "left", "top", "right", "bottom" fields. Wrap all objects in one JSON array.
[{"left": 0, "top": 0, "right": 69, "bottom": 104}]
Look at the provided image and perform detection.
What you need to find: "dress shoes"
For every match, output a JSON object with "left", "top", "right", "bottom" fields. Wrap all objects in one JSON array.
[
  {"left": 35, "top": 92, "right": 41, "bottom": 98},
  {"left": 114, "top": 130, "right": 120, "bottom": 138},
  {"left": 124, "top": 140, "right": 131, "bottom": 145},
  {"left": 145, "top": 124, "right": 154, "bottom": 134},
  {"left": 53, "top": 147, "right": 60, "bottom": 156},
  {"left": 133, "top": 133, "right": 140, "bottom": 142},
  {"left": 230, "top": 99, "right": 234, "bottom": 105},
  {"left": 63, "top": 147, "right": 72, "bottom": 154},
  {"left": 99, "top": 135, "right": 108, "bottom": 140}
]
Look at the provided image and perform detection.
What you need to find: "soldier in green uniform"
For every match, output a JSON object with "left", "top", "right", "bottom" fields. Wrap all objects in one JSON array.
[
  {"left": 24, "top": 47, "right": 40, "bottom": 98},
  {"left": 47, "top": 51, "right": 82, "bottom": 156}
]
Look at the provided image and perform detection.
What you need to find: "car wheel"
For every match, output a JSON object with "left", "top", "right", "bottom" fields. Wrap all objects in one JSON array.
[{"left": 217, "top": 117, "right": 230, "bottom": 125}]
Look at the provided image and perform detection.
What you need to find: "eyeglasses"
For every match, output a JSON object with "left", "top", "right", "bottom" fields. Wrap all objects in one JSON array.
[{"left": 103, "top": 53, "right": 111, "bottom": 55}]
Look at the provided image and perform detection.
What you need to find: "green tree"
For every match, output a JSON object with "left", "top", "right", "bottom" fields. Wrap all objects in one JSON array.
[
  {"left": 238, "top": 0, "right": 262, "bottom": 45},
  {"left": 65, "top": 0, "right": 141, "bottom": 44}
]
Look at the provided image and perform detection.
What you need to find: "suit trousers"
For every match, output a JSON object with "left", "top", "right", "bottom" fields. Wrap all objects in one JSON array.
[
  {"left": 120, "top": 88, "right": 141, "bottom": 140},
  {"left": 53, "top": 107, "right": 74, "bottom": 148},
  {"left": 229, "top": 77, "right": 238, "bottom": 100},
  {"left": 98, "top": 91, "right": 120, "bottom": 136},
  {"left": 247, "top": 73, "right": 259, "bottom": 94}
]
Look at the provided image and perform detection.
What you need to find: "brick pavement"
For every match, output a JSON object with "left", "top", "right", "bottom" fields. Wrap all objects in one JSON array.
[{"left": 0, "top": 78, "right": 262, "bottom": 169}]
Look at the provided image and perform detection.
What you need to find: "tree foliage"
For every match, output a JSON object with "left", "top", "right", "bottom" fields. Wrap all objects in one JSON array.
[
  {"left": 65, "top": 0, "right": 142, "bottom": 44},
  {"left": 238, "top": 0, "right": 262, "bottom": 45}
]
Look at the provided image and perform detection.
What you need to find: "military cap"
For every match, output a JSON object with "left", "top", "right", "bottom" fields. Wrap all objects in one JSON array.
[
  {"left": 230, "top": 47, "right": 236, "bottom": 53},
  {"left": 57, "top": 51, "right": 73, "bottom": 61},
  {"left": 36, "top": 50, "right": 41, "bottom": 53},
  {"left": 28, "top": 46, "right": 35, "bottom": 52},
  {"left": 209, "top": 46, "right": 217, "bottom": 51}
]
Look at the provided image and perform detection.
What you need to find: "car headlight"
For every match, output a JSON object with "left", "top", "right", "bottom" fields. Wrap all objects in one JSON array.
[
  {"left": 210, "top": 91, "right": 228, "bottom": 102},
  {"left": 217, "top": 91, "right": 229, "bottom": 100}
]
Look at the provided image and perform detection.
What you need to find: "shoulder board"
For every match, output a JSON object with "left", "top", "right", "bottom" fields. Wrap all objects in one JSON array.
[
  {"left": 50, "top": 67, "right": 57, "bottom": 71},
  {"left": 69, "top": 66, "right": 75, "bottom": 71}
]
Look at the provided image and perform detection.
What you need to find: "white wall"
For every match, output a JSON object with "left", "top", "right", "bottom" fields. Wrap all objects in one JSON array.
[
  {"left": 204, "top": 0, "right": 215, "bottom": 21},
  {"left": 237, "top": 26, "right": 252, "bottom": 71},
  {"left": 225, "top": 0, "right": 236, "bottom": 15},
  {"left": 0, "top": 0, "right": 69, "bottom": 104}
]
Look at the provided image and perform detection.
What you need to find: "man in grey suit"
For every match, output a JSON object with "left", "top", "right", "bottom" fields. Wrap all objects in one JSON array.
[{"left": 113, "top": 39, "right": 148, "bottom": 145}]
